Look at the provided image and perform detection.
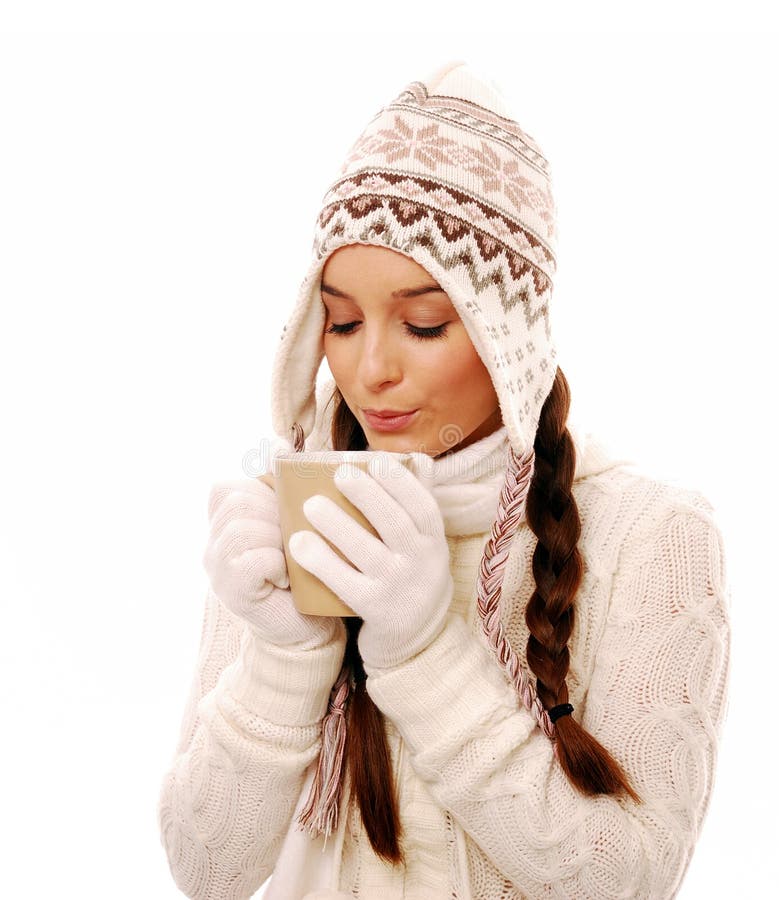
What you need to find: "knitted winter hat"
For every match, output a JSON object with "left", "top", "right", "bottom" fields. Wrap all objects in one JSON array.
[
  {"left": 269, "top": 60, "right": 561, "bottom": 840},
  {"left": 271, "top": 59, "right": 558, "bottom": 459}
]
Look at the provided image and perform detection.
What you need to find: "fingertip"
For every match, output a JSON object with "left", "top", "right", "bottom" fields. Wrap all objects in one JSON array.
[
  {"left": 302, "top": 495, "right": 323, "bottom": 522},
  {"left": 289, "top": 528, "right": 315, "bottom": 556}
]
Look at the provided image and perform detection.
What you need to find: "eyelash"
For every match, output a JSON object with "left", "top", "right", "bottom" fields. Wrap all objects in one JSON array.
[{"left": 325, "top": 321, "right": 449, "bottom": 341}]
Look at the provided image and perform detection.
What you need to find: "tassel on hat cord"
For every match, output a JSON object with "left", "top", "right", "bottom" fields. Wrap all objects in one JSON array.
[{"left": 296, "top": 664, "right": 351, "bottom": 842}]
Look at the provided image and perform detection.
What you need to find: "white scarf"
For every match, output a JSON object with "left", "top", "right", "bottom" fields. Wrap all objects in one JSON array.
[{"left": 368, "top": 424, "right": 510, "bottom": 536}]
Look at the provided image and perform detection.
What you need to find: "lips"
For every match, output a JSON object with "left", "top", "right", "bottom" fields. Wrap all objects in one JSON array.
[
  {"left": 362, "top": 408, "right": 416, "bottom": 417},
  {"left": 362, "top": 408, "right": 419, "bottom": 432}
]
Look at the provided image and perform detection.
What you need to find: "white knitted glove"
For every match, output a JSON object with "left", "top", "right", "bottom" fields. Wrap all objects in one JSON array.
[
  {"left": 203, "top": 478, "right": 345, "bottom": 649},
  {"left": 287, "top": 454, "right": 453, "bottom": 670}
]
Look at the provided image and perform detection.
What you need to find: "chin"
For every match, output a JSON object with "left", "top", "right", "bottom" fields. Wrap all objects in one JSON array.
[{"left": 367, "top": 436, "right": 433, "bottom": 456}]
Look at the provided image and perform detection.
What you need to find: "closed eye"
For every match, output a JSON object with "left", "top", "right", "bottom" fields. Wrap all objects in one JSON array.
[{"left": 325, "top": 322, "right": 450, "bottom": 341}]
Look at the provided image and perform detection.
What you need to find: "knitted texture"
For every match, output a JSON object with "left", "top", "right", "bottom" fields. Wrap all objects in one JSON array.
[
  {"left": 156, "top": 437, "right": 731, "bottom": 898},
  {"left": 270, "top": 59, "right": 557, "bottom": 460}
]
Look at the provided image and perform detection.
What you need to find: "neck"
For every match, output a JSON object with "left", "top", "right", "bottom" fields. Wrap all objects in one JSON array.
[{"left": 435, "top": 407, "right": 503, "bottom": 459}]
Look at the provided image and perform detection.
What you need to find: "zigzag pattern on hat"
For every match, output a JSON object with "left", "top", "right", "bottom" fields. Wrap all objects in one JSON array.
[
  {"left": 314, "top": 197, "right": 553, "bottom": 343},
  {"left": 319, "top": 169, "right": 555, "bottom": 279}
]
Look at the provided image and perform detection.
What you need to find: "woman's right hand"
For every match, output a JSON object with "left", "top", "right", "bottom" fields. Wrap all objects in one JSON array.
[{"left": 202, "top": 477, "right": 345, "bottom": 649}]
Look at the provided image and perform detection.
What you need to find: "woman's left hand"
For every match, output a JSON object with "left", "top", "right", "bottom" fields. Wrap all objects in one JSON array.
[{"left": 287, "top": 453, "right": 454, "bottom": 670}]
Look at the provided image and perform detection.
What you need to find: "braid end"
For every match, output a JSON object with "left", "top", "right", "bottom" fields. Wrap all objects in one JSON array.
[{"left": 553, "top": 714, "right": 642, "bottom": 804}]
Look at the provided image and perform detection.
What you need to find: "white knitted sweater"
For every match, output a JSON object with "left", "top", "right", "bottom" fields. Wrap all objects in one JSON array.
[{"left": 157, "top": 424, "right": 731, "bottom": 899}]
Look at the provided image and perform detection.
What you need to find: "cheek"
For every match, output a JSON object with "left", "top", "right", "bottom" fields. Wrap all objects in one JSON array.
[
  {"left": 323, "top": 334, "right": 493, "bottom": 408},
  {"left": 323, "top": 340, "right": 350, "bottom": 379},
  {"left": 438, "top": 349, "right": 495, "bottom": 408},
  {"left": 439, "top": 346, "right": 485, "bottom": 387}
]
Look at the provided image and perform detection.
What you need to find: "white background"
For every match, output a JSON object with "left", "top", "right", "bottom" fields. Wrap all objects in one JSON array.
[{"left": 1, "top": 2, "right": 776, "bottom": 897}]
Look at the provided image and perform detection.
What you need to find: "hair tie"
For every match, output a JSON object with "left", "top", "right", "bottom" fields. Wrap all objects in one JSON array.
[{"left": 548, "top": 703, "right": 574, "bottom": 724}]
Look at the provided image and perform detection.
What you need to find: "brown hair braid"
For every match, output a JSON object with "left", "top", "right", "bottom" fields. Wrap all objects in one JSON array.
[
  {"left": 325, "top": 366, "right": 639, "bottom": 867},
  {"left": 524, "top": 368, "right": 640, "bottom": 803}
]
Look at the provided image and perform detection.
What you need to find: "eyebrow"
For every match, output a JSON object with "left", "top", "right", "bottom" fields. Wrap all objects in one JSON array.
[{"left": 320, "top": 281, "right": 448, "bottom": 301}]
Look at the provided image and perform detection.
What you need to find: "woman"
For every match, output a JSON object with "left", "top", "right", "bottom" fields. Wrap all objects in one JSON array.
[{"left": 157, "top": 61, "right": 731, "bottom": 899}]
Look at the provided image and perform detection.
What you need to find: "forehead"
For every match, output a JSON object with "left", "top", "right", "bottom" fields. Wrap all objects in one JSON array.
[{"left": 321, "top": 243, "right": 439, "bottom": 286}]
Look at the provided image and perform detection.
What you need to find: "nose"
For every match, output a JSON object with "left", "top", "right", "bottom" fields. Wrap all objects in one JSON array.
[{"left": 356, "top": 327, "right": 403, "bottom": 388}]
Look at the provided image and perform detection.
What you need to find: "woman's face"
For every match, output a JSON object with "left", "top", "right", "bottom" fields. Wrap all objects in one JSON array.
[{"left": 321, "top": 244, "right": 502, "bottom": 458}]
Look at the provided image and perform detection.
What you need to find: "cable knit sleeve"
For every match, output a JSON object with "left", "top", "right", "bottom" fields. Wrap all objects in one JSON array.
[
  {"left": 156, "top": 586, "right": 345, "bottom": 900},
  {"left": 365, "top": 501, "right": 732, "bottom": 899}
]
